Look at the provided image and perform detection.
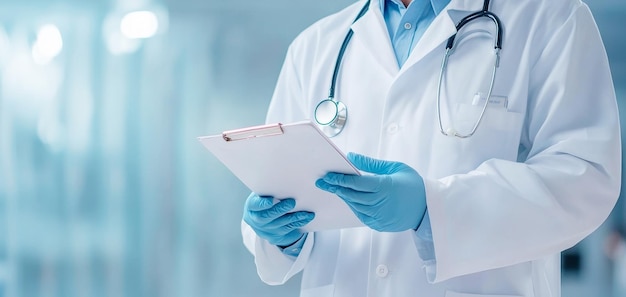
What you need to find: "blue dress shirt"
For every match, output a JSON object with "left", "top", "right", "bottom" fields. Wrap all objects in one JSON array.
[{"left": 381, "top": 0, "right": 451, "bottom": 67}]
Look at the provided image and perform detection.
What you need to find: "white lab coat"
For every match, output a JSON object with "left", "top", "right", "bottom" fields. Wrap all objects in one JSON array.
[{"left": 242, "top": 0, "right": 621, "bottom": 296}]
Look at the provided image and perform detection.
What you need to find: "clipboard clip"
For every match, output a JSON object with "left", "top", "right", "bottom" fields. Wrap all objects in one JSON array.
[{"left": 222, "top": 123, "right": 284, "bottom": 142}]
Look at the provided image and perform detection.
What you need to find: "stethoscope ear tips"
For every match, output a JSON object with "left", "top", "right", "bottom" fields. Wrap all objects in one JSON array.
[{"left": 314, "top": 98, "right": 347, "bottom": 138}]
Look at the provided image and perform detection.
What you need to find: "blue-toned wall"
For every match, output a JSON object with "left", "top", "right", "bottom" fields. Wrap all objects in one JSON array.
[{"left": 0, "top": 1, "right": 624, "bottom": 297}]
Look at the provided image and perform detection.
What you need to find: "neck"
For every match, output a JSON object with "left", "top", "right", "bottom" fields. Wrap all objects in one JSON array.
[{"left": 401, "top": 0, "right": 412, "bottom": 7}]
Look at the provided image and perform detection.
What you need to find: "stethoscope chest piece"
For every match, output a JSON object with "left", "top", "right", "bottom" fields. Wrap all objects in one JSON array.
[{"left": 315, "top": 98, "right": 347, "bottom": 138}]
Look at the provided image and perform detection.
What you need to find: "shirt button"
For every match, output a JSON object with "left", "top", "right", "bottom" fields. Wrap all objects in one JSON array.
[
  {"left": 376, "top": 264, "right": 389, "bottom": 278},
  {"left": 404, "top": 22, "right": 412, "bottom": 30},
  {"left": 387, "top": 123, "right": 399, "bottom": 134}
]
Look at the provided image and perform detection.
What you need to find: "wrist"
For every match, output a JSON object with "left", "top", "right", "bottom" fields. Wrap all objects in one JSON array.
[{"left": 278, "top": 233, "right": 308, "bottom": 257}]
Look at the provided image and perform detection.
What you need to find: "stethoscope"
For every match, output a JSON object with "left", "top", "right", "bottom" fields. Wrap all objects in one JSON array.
[{"left": 314, "top": 0, "right": 503, "bottom": 138}]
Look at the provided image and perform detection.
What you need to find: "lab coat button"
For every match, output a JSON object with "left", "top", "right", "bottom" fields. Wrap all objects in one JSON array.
[
  {"left": 376, "top": 265, "right": 389, "bottom": 278},
  {"left": 387, "top": 123, "right": 399, "bottom": 134},
  {"left": 404, "top": 22, "right": 412, "bottom": 30}
]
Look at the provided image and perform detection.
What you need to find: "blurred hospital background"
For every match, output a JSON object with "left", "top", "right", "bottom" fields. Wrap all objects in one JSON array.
[{"left": 0, "top": 0, "right": 624, "bottom": 296}]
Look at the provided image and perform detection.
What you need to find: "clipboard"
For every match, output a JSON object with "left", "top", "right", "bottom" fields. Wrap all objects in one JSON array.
[{"left": 197, "top": 120, "right": 364, "bottom": 231}]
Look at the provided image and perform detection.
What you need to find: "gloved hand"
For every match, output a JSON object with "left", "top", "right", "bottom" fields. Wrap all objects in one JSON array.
[
  {"left": 315, "top": 152, "right": 427, "bottom": 232},
  {"left": 243, "top": 193, "right": 315, "bottom": 247}
]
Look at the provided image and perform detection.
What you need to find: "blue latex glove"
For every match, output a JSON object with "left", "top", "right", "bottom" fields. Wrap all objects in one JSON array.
[
  {"left": 315, "top": 153, "right": 427, "bottom": 232},
  {"left": 243, "top": 193, "right": 315, "bottom": 247}
]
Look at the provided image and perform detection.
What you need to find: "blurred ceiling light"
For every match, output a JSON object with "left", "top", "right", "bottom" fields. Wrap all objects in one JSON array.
[
  {"left": 104, "top": 14, "right": 140, "bottom": 55},
  {"left": 32, "top": 24, "right": 63, "bottom": 65},
  {"left": 120, "top": 11, "right": 159, "bottom": 39}
]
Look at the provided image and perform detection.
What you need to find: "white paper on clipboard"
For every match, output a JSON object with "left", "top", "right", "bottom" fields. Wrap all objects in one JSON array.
[{"left": 197, "top": 120, "right": 364, "bottom": 232}]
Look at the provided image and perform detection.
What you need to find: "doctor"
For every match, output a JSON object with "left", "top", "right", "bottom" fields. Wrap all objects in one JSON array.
[{"left": 242, "top": 0, "right": 621, "bottom": 296}]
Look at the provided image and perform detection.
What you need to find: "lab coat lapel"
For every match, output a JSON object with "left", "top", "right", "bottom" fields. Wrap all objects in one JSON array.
[
  {"left": 350, "top": 0, "right": 399, "bottom": 77},
  {"left": 399, "top": 0, "right": 476, "bottom": 75}
]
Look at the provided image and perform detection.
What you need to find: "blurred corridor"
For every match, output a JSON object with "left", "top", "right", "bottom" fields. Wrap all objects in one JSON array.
[{"left": 0, "top": 0, "right": 624, "bottom": 296}]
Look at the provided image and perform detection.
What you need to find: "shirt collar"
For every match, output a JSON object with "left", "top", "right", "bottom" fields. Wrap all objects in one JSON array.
[{"left": 378, "top": 0, "right": 449, "bottom": 15}]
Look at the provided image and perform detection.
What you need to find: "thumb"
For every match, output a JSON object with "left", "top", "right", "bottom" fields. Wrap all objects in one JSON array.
[{"left": 347, "top": 152, "right": 397, "bottom": 175}]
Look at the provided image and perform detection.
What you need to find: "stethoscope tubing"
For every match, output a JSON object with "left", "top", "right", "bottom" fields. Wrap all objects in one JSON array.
[
  {"left": 446, "top": 10, "right": 503, "bottom": 50},
  {"left": 438, "top": 0, "right": 502, "bottom": 138},
  {"left": 315, "top": 1, "right": 370, "bottom": 137},
  {"left": 328, "top": 1, "right": 371, "bottom": 99},
  {"left": 437, "top": 48, "right": 500, "bottom": 138}
]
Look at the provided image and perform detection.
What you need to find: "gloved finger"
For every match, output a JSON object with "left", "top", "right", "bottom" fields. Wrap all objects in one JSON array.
[
  {"left": 245, "top": 193, "right": 277, "bottom": 212},
  {"left": 252, "top": 228, "right": 305, "bottom": 247},
  {"left": 320, "top": 172, "right": 386, "bottom": 192},
  {"left": 267, "top": 211, "right": 315, "bottom": 230},
  {"left": 316, "top": 179, "right": 383, "bottom": 206},
  {"left": 281, "top": 230, "right": 306, "bottom": 244},
  {"left": 343, "top": 201, "right": 380, "bottom": 229},
  {"left": 252, "top": 228, "right": 283, "bottom": 243},
  {"left": 273, "top": 230, "right": 306, "bottom": 247},
  {"left": 340, "top": 198, "right": 385, "bottom": 217},
  {"left": 347, "top": 152, "right": 403, "bottom": 175},
  {"left": 315, "top": 178, "right": 338, "bottom": 193},
  {"left": 271, "top": 214, "right": 315, "bottom": 235},
  {"left": 247, "top": 199, "right": 297, "bottom": 225},
  {"left": 255, "top": 198, "right": 296, "bottom": 220}
]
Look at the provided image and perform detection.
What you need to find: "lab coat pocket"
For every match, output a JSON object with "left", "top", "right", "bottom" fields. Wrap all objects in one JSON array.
[
  {"left": 453, "top": 103, "right": 524, "bottom": 165},
  {"left": 300, "top": 284, "right": 334, "bottom": 297},
  {"left": 445, "top": 292, "right": 523, "bottom": 297}
]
